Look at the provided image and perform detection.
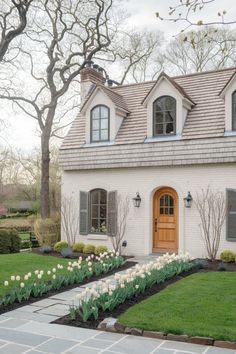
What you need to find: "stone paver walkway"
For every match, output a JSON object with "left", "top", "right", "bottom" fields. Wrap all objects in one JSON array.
[{"left": 0, "top": 256, "right": 234, "bottom": 354}]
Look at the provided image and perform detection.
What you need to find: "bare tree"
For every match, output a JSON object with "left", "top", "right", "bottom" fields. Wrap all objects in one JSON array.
[
  {"left": 0, "top": 0, "right": 33, "bottom": 62},
  {"left": 163, "top": 27, "right": 236, "bottom": 75},
  {"left": 61, "top": 194, "right": 79, "bottom": 245},
  {"left": 195, "top": 187, "right": 227, "bottom": 261},
  {"left": 0, "top": 0, "right": 116, "bottom": 218},
  {"left": 110, "top": 195, "right": 130, "bottom": 254},
  {"left": 156, "top": 1, "right": 236, "bottom": 34}
]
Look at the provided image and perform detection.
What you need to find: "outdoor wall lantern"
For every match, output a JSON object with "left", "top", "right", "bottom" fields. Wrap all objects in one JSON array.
[
  {"left": 133, "top": 192, "right": 141, "bottom": 207},
  {"left": 184, "top": 191, "right": 193, "bottom": 208}
]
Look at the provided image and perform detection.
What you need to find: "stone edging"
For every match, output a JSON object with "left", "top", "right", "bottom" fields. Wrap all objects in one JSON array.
[{"left": 97, "top": 317, "right": 236, "bottom": 350}]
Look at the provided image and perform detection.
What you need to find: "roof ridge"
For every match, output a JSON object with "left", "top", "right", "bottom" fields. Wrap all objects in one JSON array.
[{"left": 111, "top": 66, "right": 236, "bottom": 90}]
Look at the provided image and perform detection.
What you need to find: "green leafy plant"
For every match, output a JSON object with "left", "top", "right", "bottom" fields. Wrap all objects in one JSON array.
[
  {"left": 54, "top": 241, "right": 69, "bottom": 252},
  {"left": 83, "top": 244, "right": 95, "bottom": 254},
  {"left": 0, "top": 229, "right": 21, "bottom": 254},
  {"left": 72, "top": 242, "right": 85, "bottom": 253},
  {"left": 220, "top": 250, "right": 235, "bottom": 263},
  {"left": 95, "top": 245, "right": 108, "bottom": 255}
]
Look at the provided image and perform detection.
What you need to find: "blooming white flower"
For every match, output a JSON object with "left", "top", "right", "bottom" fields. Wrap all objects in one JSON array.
[
  {"left": 34, "top": 270, "right": 39, "bottom": 275},
  {"left": 52, "top": 268, "right": 56, "bottom": 273},
  {"left": 10, "top": 276, "right": 15, "bottom": 281},
  {"left": 24, "top": 275, "right": 29, "bottom": 281},
  {"left": 57, "top": 264, "right": 61, "bottom": 269},
  {"left": 135, "top": 285, "right": 139, "bottom": 289},
  {"left": 16, "top": 275, "right": 20, "bottom": 281},
  {"left": 47, "top": 271, "right": 51, "bottom": 275},
  {"left": 4, "top": 281, "right": 9, "bottom": 286},
  {"left": 20, "top": 282, "right": 25, "bottom": 288},
  {"left": 37, "top": 274, "right": 42, "bottom": 279},
  {"left": 28, "top": 272, "right": 32, "bottom": 278},
  {"left": 40, "top": 270, "right": 44, "bottom": 275},
  {"left": 52, "top": 274, "right": 56, "bottom": 279},
  {"left": 88, "top": 261, "right": 92, "bottom": 267},
  {"left": 88, "top": 267, "right": 92, "bottom": 272}
]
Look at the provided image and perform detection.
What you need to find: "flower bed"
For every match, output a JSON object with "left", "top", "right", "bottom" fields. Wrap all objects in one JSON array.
[
  {"left": 0, "top": 252, "right": 124, "bottom": 307},
  {"left": 68, "top": 253, "right": 194, "bottom": 322}
]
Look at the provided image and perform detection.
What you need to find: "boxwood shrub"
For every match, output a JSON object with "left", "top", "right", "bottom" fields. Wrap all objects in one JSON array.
[{"left": 0, "top": 229, "right": 21, "bottom": 254}]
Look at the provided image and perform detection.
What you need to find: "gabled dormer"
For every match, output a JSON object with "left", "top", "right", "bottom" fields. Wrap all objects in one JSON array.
[
  {"left": 142, "top": 72, "right": 195, "bottom": 140},
  {"left": 219, "top": 70, "right": 236, "bottom": 134},
  {"left": 80, "top": 65, "right": 129, "bottom": 145}
]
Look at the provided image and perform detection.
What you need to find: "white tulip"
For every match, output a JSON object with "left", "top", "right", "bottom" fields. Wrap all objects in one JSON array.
[
  {"left": 10, "top": 276, "right": 15, "bottom": 281},
  {"left": 20, "top": 282, "right": 25, "bottom": 288},
  {"left": 4, "top": 281, "right": 9, "bottom": 286},
  {"left": 16, "top": 275, "right": 20, "bottom": 281}
]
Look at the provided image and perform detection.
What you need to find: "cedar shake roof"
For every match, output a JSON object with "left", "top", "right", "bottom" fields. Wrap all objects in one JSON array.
[
  {"left": 61, "top": 67, "right": 236, "bottom": 149},
  {"left": 80, "top": 83, "right": 130, "bottom": 113}
]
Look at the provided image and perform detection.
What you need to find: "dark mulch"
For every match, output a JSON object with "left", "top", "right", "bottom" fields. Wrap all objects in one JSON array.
[
  {"left": 31, "top": 248, "right": 133, "bottom": 261},
  {"left": 0, "top": 261, "right": 136, "bottom": 315},
  {"left": 53, "top": 258, "right": 236, "bottom": 329}
]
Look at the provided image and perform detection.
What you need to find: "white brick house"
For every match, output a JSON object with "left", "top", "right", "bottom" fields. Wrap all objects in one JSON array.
[{"left": 59, "top": 65, "right": 236, "bottom": 258}]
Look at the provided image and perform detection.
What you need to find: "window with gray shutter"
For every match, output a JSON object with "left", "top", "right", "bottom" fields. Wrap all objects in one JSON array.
[
  {"left": 227, "top": 189, "right": 236, "bottom": 241},
  {"left": 79, "top": 191, "right": 89, "bottom": 235},
  {"left": 107, "top": 191, "right": 117, "bottom": 236}
]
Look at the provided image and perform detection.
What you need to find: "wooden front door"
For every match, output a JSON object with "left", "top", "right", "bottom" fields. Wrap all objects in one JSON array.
[{"left": 153, "top": 187, "right": 178, "bottom": 253}]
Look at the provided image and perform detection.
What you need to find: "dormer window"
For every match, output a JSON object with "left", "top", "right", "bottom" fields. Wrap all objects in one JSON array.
[
  {"left": 91, "top": 105, "right": 109, "bottom": 142},
  {"left": 232, "top": 91, "right": 236, "bottom": 131},
  {"left": 153, "top": 96, "right": 176, "bottom": 136}
]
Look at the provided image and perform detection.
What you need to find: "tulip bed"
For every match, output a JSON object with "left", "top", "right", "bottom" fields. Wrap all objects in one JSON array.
[
  {"left": 0, "top": 252, "right": 124, "bottom": 307},
  {"left": 69, "top": 253, "right": 194, "bottom": 322}
]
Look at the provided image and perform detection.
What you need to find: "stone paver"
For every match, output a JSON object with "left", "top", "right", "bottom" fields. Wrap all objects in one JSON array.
[
  {"left": 0, "top": 343, "right": 30, "bottom": 354},
  {"left": 0, "top": 256, "right": 235, "bottom": 354}
]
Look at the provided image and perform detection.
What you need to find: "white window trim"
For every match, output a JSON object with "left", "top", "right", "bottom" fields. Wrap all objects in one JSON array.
[
  {"left": 87, "top": 234, "right": 108, "bottom": 241},
  {"left": 145, "top": 134, "right": 182, "bottom": 143},
  {"left": 83, "top": 141, "right": 115, "bottom": 148},
  {"left": 224, "top": 131, "right": 236, "bottom": 137}
]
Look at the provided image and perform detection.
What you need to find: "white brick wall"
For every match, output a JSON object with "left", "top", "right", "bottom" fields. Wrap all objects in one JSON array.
[{"left": 61, "top": 163, "right": 236, "bottom": 258}]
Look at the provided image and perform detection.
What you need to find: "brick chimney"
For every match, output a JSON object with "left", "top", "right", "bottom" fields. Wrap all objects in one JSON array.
[{"left": 80, "top": 61, "right": 106, "bottom": 105}]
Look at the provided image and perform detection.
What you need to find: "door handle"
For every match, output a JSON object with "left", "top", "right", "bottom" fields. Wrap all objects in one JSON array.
[{"left": 154, "top": 218, "right": 157, "bottom": 232}]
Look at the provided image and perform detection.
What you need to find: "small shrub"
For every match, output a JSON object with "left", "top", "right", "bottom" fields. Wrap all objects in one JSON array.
[
  {"left": 72, "top": 242, "right": 85, "bottom": 252},
  {"left": 193, "top": 259, "right": 208, "bottom": 269},
  {"left": 220, "top": 250, "right": 235, "bottom": 263},
  {"left": 54, "top": 241, "right": 69, "bottom": 252},
  {"left": 34, "top": 217, "right": 60, "bottom": 246},
  {"left": 61, "top": 247, "right": 73, "bottom": 258},
  {"left": 95, "top": 245, "right": 108, "bottom": 255},
  {"left": 0, "top": 229, "right": 21, "bottom": 254},
  {"left": 40, "top": 245, "right": 52, "bottom": 254},
  {"left": 83, "top": 244, "right": 95, "bottom": 254}
]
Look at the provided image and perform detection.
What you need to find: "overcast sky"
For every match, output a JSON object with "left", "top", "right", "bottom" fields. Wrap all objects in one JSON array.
[{"left": 2, "top": 0, "right": 236, "bottom": 152}]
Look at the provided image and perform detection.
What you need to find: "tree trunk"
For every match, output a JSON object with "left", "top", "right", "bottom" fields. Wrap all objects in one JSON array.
[{"left": 40, "top": 132, "right": 50, "bottom": 218}]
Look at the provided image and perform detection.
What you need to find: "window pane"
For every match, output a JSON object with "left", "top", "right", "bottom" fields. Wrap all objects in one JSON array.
[
  {"left": 92, "top": 119, "right": 99, "bottom": 130},
  {"left": 91, "top": 190, "right": 99, "bottom": 204},
  {"left": 100, "top": 190, "right": 107, "bottom": 204},
  {"left": 100, "top": 106, "right": 108, "bottom": 118},
  {"left": 169, "top": 207, "right": 174, "bottom": 215},
  {"left": 101, "top": 118, "right": 108, "bottom": 129},
  {"left": 166, "top": 122, "right": 174, "bottom": 134},
  {"left": 155, "top": 112, "right": 164, "bottom": 124},
  {"left": 92, "top": 107, "right": 100, "bottom": 119},
  {"left": 100, "top": 205, "right": 107, "bottom": 218},
  {"left": 101, "top": 129, "right": 108, "bottom": 141},
  {"left": 91, "top": 219, "right": 98, "bottom": 231},
  {"left": 155, "top": 124, "right": 163, "bottom": 135},
  {"left": 91, "top": 205, "right": 99, "bottom": 218},
  {"left": 92, "top": 130, "right": 99, "bottom": 141}
]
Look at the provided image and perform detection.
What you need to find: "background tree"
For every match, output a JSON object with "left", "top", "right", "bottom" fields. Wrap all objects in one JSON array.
[
  {"left": 0, "top": 0, "right": 117, "bottom": 218},
  {"left": 0, "top": 0, "right": 33, "bottom": 62},
  {"left": 163, "top": 27, "right": 236, "bottom": 75}
]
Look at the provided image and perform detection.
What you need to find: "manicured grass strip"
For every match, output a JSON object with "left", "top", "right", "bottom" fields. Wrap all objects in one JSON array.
[
  {"left": 0, "top": 253, "right": 70, "bottom": 297},
  {"left": 118, "top": 272, "right": 236, "bottom": 342}
]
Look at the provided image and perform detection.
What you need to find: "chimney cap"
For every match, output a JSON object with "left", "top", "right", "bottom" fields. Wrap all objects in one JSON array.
[
  {"left": 85, "top": 60, "right": 94, "bottom": 68},
  {"left": 93, "top": 64, "right": 99, "bottom": 70}
]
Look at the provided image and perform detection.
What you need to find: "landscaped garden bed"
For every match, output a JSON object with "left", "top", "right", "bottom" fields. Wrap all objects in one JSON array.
[
  {"left": 0, "top": 251, "right": 134, "bottom": 314},
  {"left": 54, "top": 255, "right": 236, "bottom": 349}
]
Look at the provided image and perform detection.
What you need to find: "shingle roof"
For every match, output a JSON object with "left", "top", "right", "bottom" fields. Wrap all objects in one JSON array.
[
  {"left": 61, "top": 67, "right": 236, "bottom": 149},
  {"left": 80, "top": 83, "right": 130, "bottom": 113}
]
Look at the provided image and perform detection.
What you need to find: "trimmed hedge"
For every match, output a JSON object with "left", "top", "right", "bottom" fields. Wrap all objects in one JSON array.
[{"left": 0, "top": 229, "right": 21, "bottom": 254}]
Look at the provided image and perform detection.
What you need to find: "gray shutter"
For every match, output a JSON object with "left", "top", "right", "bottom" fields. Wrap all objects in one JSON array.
[
  {"left": 227, "top": 189, "right": 236, "bottom": 241},
  {"left": 79, "top": 191, "right": 89, "bottom": 235},
  {"left": 107, "top": 191, "right": 117, "bottom": 236}
]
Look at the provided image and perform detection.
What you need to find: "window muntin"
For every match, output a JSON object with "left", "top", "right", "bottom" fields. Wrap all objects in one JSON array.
[
  {"left": 153, "top": 96, "right": 176, "bottom": 136},
  {"left": 91, "top": 105, "right": 109, "bottom": 142},
  {"left": 90, "top": 189, "right": 107, "bottom": 234},
  {"left": 232, "top": 91, "right": 236, "bottom": 131},
  {"left": 160, "top": 194, "right": 174, "bottom": 215}
]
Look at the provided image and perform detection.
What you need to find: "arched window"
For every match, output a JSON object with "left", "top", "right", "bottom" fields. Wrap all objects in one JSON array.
[
  {"left": 90, "top": 189, "right": 107, "bottom": 234},
  {"left": 91, "top": 105, "right": 109, "bottom": 142},
  {"left": 232, "top": 91, "right": 236, "bottom": 131},
  {"left": 153, "top": 96, "right": 176, "bottom": 136}
]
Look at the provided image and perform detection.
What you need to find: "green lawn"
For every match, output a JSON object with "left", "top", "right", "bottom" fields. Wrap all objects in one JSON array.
[
  {"left": 0, "top": 253, "right": 70, "bottom": 297},
  {"left": 118, "top": 272, "right": 236, "bottom": 342}
]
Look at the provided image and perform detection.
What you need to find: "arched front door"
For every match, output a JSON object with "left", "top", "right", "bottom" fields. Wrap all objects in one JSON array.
[{"left": 153, "top": 187, "right": 178, "bottom": 253}]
